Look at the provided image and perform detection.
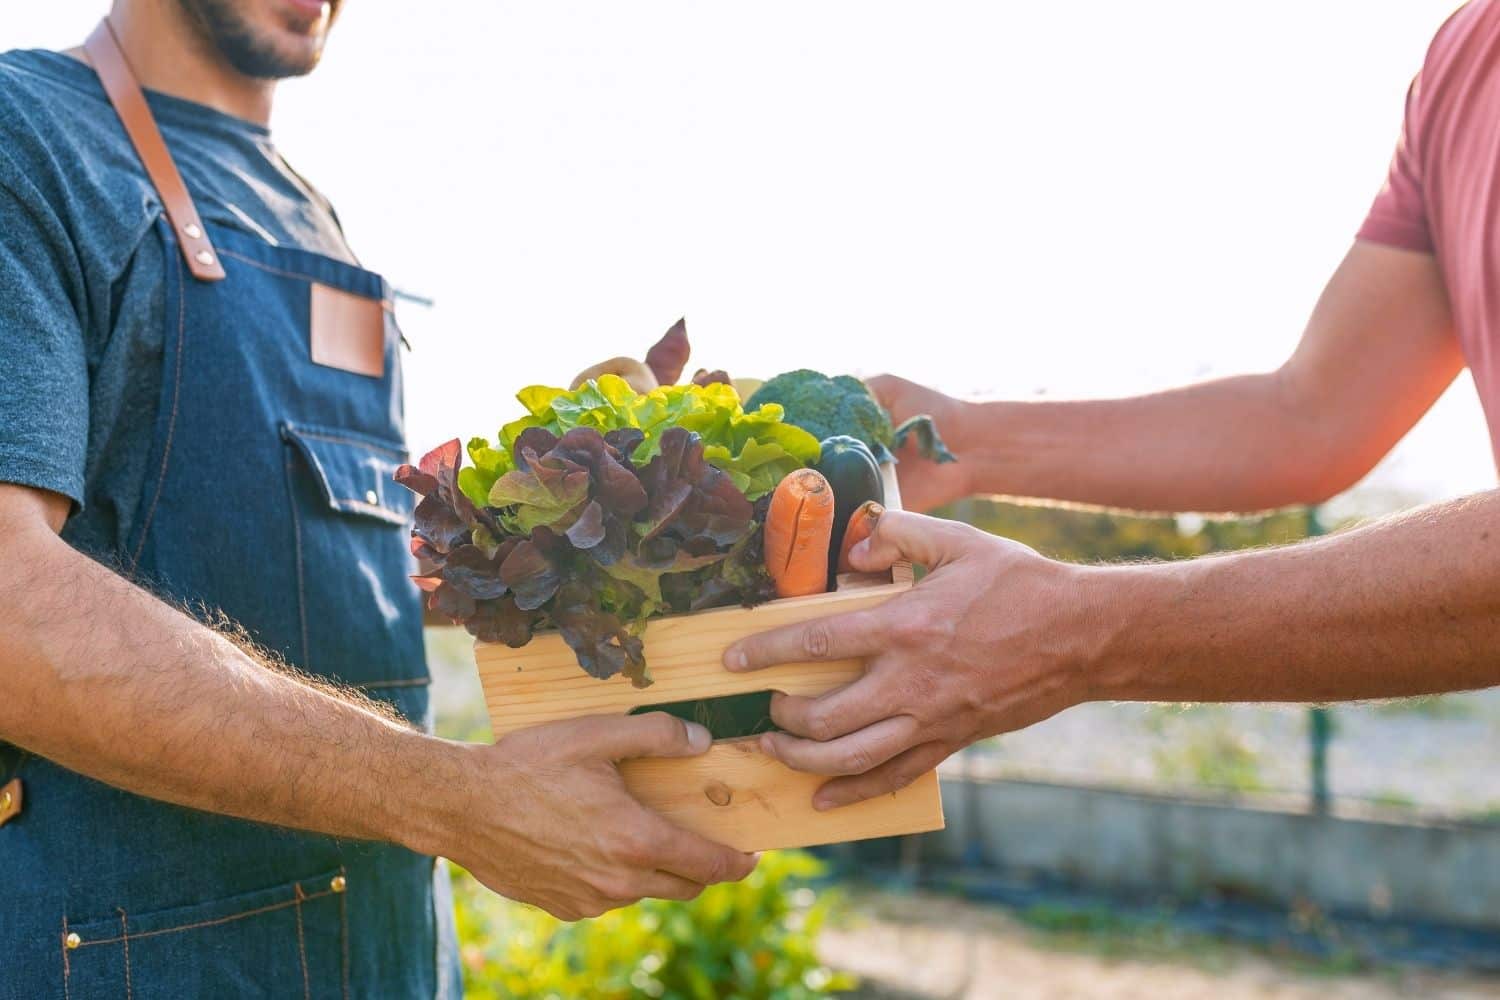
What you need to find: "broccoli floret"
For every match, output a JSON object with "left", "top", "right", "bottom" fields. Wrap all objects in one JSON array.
[{"left": 746, "top": 369, "right": 956, "bottom": 464}]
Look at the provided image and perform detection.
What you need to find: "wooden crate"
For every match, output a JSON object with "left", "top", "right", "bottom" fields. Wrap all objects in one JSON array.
[{"left": 471, "top": 469, "right": 945, "bottom": 853}]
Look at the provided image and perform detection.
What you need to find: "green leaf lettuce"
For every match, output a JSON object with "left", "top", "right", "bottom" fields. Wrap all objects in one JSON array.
[{"left": 458, "top": 376, "right": 820, "bottom": 509}]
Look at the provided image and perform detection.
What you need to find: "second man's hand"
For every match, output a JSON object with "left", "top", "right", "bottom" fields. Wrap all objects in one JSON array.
[
  {"left": 723, "top": 510, "right": 1098, "bottom": 809},
  {"left": 865, "top": 375, "right": 976, "bottom": 513}
]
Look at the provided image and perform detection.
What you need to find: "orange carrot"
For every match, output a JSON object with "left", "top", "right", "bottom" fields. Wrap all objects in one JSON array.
[
  {"left": 836, "top": 500, "right": 884, "bottom": 574},
  {"left": 764, "top": 469, "right": 836, "bottom": 598}
]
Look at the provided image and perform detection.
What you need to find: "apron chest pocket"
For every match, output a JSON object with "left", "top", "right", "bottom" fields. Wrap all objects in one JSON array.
[
  {"left": 280, "top": 422, "right": 428, "bottom": 699},
  {"left": 61, "top": 866, "right": 349, "bottom": 999}
]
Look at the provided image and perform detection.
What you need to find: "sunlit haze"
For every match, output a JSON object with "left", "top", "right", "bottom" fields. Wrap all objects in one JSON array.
[{"left": 7, "top": 2, "right": 1485, "bottom": 516}]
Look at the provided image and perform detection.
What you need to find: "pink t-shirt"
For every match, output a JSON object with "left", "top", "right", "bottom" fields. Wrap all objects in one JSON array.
[{"left": 1359, "top": 0, "right": 1500, "bottom": 467}]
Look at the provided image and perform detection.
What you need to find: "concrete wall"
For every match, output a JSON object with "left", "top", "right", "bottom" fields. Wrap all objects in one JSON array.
[{"left": 928, "top": 776, "right": 1500, "bottom": 929}]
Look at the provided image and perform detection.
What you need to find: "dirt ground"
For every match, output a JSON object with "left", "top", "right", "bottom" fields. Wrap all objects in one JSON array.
[{"left": 819, "top": 891, "right": 1500, "bottom": 1000}]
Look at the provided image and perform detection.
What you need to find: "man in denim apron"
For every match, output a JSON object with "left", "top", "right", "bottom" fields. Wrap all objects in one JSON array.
[{"left": 0, "top": 2, "right": 755, "bottom": 996}]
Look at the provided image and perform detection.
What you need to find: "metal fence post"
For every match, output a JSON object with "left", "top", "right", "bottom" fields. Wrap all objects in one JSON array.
[
  {"left": 1310, "top": 706, "right": 1332, "bottom": 816},
  {"left": 1305, "top": 506, "right": 1331, "bottom": 816}
]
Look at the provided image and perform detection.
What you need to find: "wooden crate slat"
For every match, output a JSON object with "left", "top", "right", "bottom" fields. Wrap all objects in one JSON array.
[
  {"left": 476, "top": 583, "right": 909, "bottom": 735},
  {"left": 621, "top": 739, "right": 944, "bottom": 852}
]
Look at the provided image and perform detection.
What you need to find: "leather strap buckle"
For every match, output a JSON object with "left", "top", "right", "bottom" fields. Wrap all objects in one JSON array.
[{"left": 82, "top": 19, "right": 227, "bottom": 283}]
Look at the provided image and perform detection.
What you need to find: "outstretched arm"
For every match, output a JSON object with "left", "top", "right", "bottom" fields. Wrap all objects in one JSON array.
[
  {"left": 876, "top": 241, "right": 1462, "bottom": 513},
  {"left": 0, "top": 484, "right": 753, "bottom": 919},
  {"left": 724, "top": 501, "right": 1500, "bottom": 808}
]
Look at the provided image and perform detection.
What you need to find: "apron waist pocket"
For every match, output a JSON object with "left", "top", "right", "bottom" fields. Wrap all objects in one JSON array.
[{"left": 60, "top": 866, "right": 350, "bottom": 999}]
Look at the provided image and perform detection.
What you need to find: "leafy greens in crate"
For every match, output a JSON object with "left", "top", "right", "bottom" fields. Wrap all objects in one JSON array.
[{"left": 395, "top": 376, "right": 821, "bottom": 687}]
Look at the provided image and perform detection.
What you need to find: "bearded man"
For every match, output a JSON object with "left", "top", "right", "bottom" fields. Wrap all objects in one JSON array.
[{"left": 0, "top": 3, "right": 754, "bottom": 995}]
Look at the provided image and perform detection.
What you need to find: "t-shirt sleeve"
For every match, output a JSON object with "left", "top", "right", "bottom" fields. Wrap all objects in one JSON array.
[
  {"left": 0, "top": 155, "right": 89, "bottom": 507},
  {"left": 1357, "top": 76, "right": 1433, "bottom": 253}
]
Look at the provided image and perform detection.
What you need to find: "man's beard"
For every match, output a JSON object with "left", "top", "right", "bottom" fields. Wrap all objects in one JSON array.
[{"left": 175, "top": 0, "right": 328, "bottom": 80}]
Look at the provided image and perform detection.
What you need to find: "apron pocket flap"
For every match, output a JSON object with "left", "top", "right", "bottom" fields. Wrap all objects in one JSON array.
[{"left": 281, "top": 422, "right": 413, "bottom": 526}]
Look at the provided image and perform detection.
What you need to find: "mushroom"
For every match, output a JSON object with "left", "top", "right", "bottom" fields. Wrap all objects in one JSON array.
[{"left": 569, "top": 357, "right": 660, "bottom": 393}]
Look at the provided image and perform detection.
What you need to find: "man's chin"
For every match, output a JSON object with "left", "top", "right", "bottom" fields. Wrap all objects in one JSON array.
[
  {"left": 222, "top": 34, "right": 327, "bottom": 80},
  {"left": 260, "top": 46, "right": 325, "bottom": 80},
  {"left": 177, "top": 0, "right": 334, "bottom": 80}
]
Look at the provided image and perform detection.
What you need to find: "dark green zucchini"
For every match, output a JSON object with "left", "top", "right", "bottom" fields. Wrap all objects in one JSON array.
[
  {"left": 815, "top": 435, "right": 885, "bottom": 585},
  {"left": 631, "top": 692, "right": 777, "bottom": 740}
]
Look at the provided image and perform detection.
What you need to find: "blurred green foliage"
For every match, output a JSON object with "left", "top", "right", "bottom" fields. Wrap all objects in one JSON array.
[
  {"left": 451, "top": 850, "right": 856, "bottom": 1000},
  {"left": 1145, "top": 706, "right": 1266, "bottom": 793},
  {"left": 1370, "top": 694, "right": 1477, "bottom": 719},
  {"left": 1014, "top": 899, "right": 1366, "bottom": 976},
  {"left": 1369, "top": 790, "right": 1417, "bottom": 810}
]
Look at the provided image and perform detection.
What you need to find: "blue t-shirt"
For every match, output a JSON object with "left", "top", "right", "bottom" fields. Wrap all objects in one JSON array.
[{"left": 0, "top": 49, "right": 357, "bottom": 557}]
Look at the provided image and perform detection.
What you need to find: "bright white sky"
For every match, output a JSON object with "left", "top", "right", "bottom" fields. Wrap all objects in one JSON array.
[{"left": 7, "top": 2, "right": 1491, "bottom": 514}]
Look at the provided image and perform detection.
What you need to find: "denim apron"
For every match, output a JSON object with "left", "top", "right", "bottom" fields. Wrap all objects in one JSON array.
[{"left": 0, "top": 23, "right": 460, "bottom": 1000}]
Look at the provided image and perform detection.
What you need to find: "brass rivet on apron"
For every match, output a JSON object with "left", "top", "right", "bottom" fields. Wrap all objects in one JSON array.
[
  {"left": 183, "top": 222, "right": 203, "bottom": 239},
  {"left": 195, "top": 250, "right": 215, "bottom": 266},
  {"left": 330, "top": 874, "right": 347, "bottom": 893},
  {"left": 364, "top": 489, "right": 379, "bottom": 505},
  {"left": 65, "top": 932, "right": 81, "bottom": 950},
  {"left": 0, "top": 790, "right": 10, "bottom": 812}
]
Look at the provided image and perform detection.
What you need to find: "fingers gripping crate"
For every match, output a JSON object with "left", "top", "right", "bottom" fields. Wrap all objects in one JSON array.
[{"left": 470, "top": 468, "right": 945, "bottom": 853}]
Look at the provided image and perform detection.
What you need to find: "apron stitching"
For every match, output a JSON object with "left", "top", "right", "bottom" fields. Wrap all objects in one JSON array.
[
  {"left": 117, "top": 908, "right": 133, "bottom": 1000},
  {"left": 285, "top": 453, "right": 312, "bottom": 668},
  {"left": 128, "top": 246, "right": 187, "bottom": 574},
  {"left": 287, "top": 427, "right": 406, "bottom": 458},
  {"left": 215, "top": 247, "right": 316, "bottom": 283},
  {"left": 294, "top": 885, "right": 311, "bottom": 1000},
  {"left": 217, "top": 247, "right": 388, "bottom": 310},
  {"left": 60, "top": 916, "right": 71, "bottom": 1000},
  {"left": 68, "top": 889, "right": 340, "bottom": 948}
]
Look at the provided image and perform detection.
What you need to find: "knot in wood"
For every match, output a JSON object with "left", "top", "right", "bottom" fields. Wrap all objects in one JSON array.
[{"left": 704, "top": 780, "right": 733, "bottom": 807}]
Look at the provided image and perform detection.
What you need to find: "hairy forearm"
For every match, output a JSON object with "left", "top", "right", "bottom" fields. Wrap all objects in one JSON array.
[
  {"left": 0, "top": 523, "right": 462, "bottom": 850},
  {"left": 951, "top": 370, "right": 1342, "bottom": 513},
  {"left": 1086, "top": 490, "right": 1500, "bottom": 702},
  {"left": 0, "top": 486, "right": 752, "bottom": 917}
]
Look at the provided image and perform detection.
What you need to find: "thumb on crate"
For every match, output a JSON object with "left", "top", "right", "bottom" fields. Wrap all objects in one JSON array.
[{"left": 592, "top": 712, "right": 713, "bottom": 762}]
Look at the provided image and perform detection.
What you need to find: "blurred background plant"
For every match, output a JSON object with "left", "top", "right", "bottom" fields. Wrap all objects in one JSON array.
[
  {"left": 451, "top": 850, "right": 855, "bottom": 1000},
  {"left": 1143, "top": 706, "right": 1266, "bottom": 795}
]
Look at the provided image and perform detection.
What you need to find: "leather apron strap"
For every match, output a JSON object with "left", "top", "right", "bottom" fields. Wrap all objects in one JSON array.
[{"left": 83, "top": 19, "right": 226, "bottom": 282}]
